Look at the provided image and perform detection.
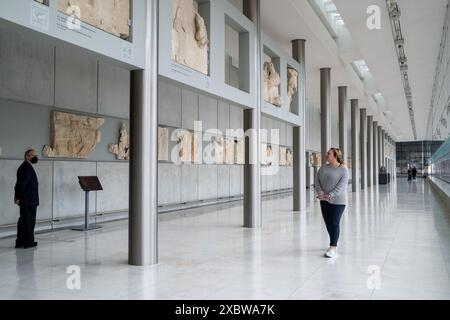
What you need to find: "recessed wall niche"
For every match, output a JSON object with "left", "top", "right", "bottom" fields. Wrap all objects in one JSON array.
[
  {"left": 172, "top": 0, "right": 211, "bottom": 75},
  {"left": 224, "top": 14, "right": 250, "bottom": 93},
  {"left": 227, "top": 0, "right": 243, "bottom": 12},
  {"left": 263, "top": 46, "right": 281, "bottom": 107},
  {"left": 58, "top": 0, "right": 132, "bottom": 40}
]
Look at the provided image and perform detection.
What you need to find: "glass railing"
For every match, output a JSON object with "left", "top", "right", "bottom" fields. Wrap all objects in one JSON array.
[{"left": 430, "top": 137, "right": 450, "bottom": 184}]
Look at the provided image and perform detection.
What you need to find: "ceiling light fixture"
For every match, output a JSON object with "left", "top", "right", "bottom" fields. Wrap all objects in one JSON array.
[{"left": 385, "top": 0, "right": 418, "bottom": 140}]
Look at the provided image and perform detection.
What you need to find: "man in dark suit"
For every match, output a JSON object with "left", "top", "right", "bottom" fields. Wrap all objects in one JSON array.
[
  {"left": 14, "top": 149, "right": 40, "bottom": 249},
  {"left": 412, "top": 166, "right": 418, "bottom": 180}
]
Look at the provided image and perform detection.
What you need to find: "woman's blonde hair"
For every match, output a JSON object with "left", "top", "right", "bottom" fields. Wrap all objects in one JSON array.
[{"left": 330, "top": 148, "right": 344, "bottom": 164}]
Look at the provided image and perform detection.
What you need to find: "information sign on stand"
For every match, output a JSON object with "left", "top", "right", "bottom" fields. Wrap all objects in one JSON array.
[{"left": 72, "top": 176, "right": 103, "bottom": 232}]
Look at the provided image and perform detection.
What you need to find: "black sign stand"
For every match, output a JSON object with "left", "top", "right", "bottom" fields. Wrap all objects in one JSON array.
[{"left": 72, "top": 176, "right": 103, "bottom": 232}]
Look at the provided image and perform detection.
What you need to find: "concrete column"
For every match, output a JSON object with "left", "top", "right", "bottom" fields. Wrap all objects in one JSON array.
[
  {"left": 338, "top": 86, "right": 348, "bottom": 162},
  {"left": 129, "top": 0, "right": 158, "bottom": 266},
  {"left": 243, "top": 0, "right": 262, "bottom": 228},
  {"left": 381, "top": 129, "right": 384, "bottom": 163},
  {"left": 382, "top": 130, "right": 387, "bottom": 169},
  {"left": 367, "top": 116, "right": 373, "bottom": 187},
  {"left": 320, "top": 68, "right": 331, "bottom": 165},
  {"left": 386, "top": 133, "right": 393, "bottom": 178},
  {"left": 373, "top": 121, "right": 379, "bottom": 185},
  {"left": 393, "top": 137, "right": 397, "bottom": 179},
  {"left": 387, "top": 135, "right": 391, "bottom": 178},
  {"left": 383, "top": 131, "right": 388, "bottom": 168},
  {"left": 305, "top": 151, "right": 312, "bottom": 188},
  {"left": 378, "top": 126, "right": 383, "bottom": 170},
  {"left": 350, "top": 99, "right": 359, "bottom": 192},
  {"left": 385, "top": 159, "right": 390, "bottom": 180},
  {"left": 388, "top": 136, "right": 392, "bottom": 179},
  {"left": 385, "top": 134, "right": 389, "bottom": 178},
  {"left": 360, "top": 108, "right": 367, "bottom": 190},
  {"left": 292, "top": 39, "right": 307, "bottom": 212}
]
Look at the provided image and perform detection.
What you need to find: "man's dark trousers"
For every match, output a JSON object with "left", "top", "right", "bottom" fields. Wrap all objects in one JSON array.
[{"left": 17, "top": 205, "right": 37, "bottom": 246}]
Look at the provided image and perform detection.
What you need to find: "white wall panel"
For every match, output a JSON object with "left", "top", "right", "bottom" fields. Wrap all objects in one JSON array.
[
  {"left": 55, "top": 46, "right": 98, "bottom": 113},
  {"left": 98, "top": 61, "right": 130, "bottom": 119},
  {"left": 181, "top": 164, "right": 199, "bottom": 203},
  {"left": 0, "top": 160, "right": 53, "bottom": 225},
  {"left": 158, "top": 163, "right": 181, "bottom": 206},
  {"left": 53, "top": 161, "right": 97, "bottom": 219},
  {"left": 96, "top": 162, "right": 129, "bottom": 213}
]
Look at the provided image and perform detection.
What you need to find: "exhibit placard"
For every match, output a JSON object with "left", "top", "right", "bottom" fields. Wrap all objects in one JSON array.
[{"left": 78, "top": 176, "right": 103, "bottom": 192}]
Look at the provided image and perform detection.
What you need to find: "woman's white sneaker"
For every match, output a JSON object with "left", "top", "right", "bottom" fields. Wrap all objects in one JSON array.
[{"left": 325, "top": 249, "right": 337, "bottom": 258}]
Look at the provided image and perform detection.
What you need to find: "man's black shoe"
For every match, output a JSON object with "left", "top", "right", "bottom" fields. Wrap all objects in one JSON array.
[
  {"left": 24, "top": 242, "right": 38, "bottom": 249},
  {"left": 15, "top": 240, "right": 24, "bottom": 249}
]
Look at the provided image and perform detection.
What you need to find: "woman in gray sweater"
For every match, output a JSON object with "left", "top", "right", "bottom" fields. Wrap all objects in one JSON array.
[{"left": 315, "top": 148, "right": 349, "bottom": 258}]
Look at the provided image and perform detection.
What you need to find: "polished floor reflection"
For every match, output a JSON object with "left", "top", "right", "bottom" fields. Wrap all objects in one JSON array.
[{"left": 0, "top": 179, "right": 449, "bottom": 300}]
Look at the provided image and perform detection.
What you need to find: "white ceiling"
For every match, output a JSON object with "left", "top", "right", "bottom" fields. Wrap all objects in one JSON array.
[
  {"left": 261, "top": 0, "right": 362, "bottom": 111},
  {"left": 261, "top": 0, "right": 447, "bottom": 141},
  {"left": 334, "top": 0, "right": 447, "bottom": 141}
]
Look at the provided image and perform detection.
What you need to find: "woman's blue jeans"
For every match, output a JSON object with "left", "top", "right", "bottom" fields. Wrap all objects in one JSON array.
[{"left": 320, "top": 201, "right": 346, "bottom": 247}]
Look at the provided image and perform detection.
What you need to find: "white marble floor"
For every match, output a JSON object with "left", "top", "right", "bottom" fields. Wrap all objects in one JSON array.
[{"left": 0, "top": 179, "right": 449, "bottom": 300}]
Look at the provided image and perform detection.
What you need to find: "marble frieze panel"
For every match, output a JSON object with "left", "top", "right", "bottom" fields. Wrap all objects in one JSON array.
[
  {"left": 43, "top": 111, "right": 104, "bottom": 159},
  {"left": 171, "top": 0, "right": 209, "bottom": 74}
]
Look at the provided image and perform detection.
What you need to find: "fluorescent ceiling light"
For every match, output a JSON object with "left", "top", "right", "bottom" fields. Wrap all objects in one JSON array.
[
  {"left": 373, "top": 92, "right": 383, "bottom": 101},
  {"left": 352, "top": 59, "right": 372, "bottom": 80},
  {"left": 308, "top": 0, "right": 345, "bottom": 39},
  {"left": 354, "top": 59, "right": 370, "bottom": 73}
]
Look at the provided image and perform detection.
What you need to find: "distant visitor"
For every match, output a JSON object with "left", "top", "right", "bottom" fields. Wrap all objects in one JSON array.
[{"left": 412, "top": 166, "right": 417, "bottom": 180}]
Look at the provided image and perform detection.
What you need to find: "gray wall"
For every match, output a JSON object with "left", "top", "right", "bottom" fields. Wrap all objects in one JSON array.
[
  {"left": 157, "top": 80, "right": 294, "bottom": 206},
  {"left": 0, "top": 26, "right": 129, "bottom": 234},
  {"left": 0, "top": 25, "right": 294, "bottom": 235}
]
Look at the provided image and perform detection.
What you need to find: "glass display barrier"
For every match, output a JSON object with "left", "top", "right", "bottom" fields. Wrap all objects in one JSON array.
[{"left": 430, "top": 138, "right": 450, "bottom": 183}]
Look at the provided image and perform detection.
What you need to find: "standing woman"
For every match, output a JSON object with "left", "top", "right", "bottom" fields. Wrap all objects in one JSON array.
[{"left": 315, "top": 148, "right": 349, "bottom": 258}]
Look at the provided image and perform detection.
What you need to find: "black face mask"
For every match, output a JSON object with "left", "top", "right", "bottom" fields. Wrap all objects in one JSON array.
[{"left": 30, "top": 157, "right": 38, "bottom": 164}]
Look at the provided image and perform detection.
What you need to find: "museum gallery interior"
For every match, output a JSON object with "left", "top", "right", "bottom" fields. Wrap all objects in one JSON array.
[{"left": 0, "top": 0, "right": 450, "bottom": 300}]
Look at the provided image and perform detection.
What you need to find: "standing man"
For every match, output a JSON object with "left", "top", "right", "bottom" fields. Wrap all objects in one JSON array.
[
  {"left": 14, "top": 149, "right": 40, "bottom": 249},
  {"left": 412, "top": 166, "right": 417, "bottom": 181}
]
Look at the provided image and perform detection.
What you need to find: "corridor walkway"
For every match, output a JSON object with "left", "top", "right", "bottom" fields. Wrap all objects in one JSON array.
[{"left": 0, "top": 179, "right": 449, "bottom": 300}]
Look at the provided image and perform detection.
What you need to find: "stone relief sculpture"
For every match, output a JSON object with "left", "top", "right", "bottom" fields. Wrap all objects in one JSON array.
[
  {"left": 176, "top": 130, "right": 194, "bottom": 163},
  {"left": 109, "top": 123, "right": 129, "bottom": 161},
  {"left": 279, "top": 147, "right": 287, "bottom": 166},
  {"left": 308, "top": 153, "right": 314, "bottom": 167},
  {"left": 58, "top": 0, "right": 131, "bottom": 39},
  {"left": 286, "top": 149, "right": 294, "bottom": 167},
  {"left": 263, "top": 61, "right": 281, "bottom": 107},
  {"left": 312, "top": 153, "right": 321, "bottom": 167},
  {"left": 235, "top": 140, "right": 245, "bottom": 165},
  {"left": 158, "top": 127, "right": 169, "bottom": 161},
  {"left": 287, "top": 68, "right": 299, "bottom": 113},
  {"left": 43, "top": 111, "right": 104, "bottom": 159},
  {"left": 213, "top": 136, "right": 226, "bottom": 164},
  {"left": 172, "top": 0, "right": 209, "bottom": 75},
  {"left": 192, "top": 133, "right": 199, "bottom": 163},
  {"left": 266, "top": 145, "right": 274, "bottom": 166},
  {"left": 225, "top": 138, "right": 235, "bottom": 165},
  {"left": 195, "top": 13, "right": 209, "bottom": 48}
]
